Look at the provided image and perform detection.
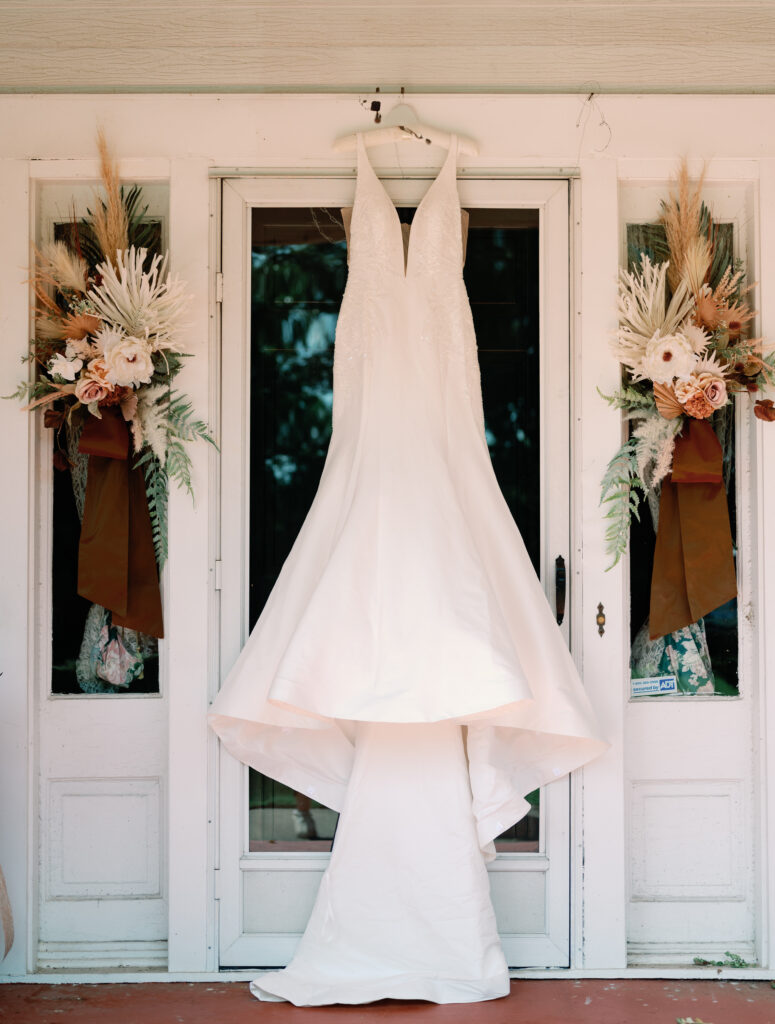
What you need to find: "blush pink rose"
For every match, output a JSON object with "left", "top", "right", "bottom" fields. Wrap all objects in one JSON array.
[
  {"left": 701, "top": 376, "right": 728, "bottom": 409},
  {"left": 75, "top": 376, "right": 112, "bottom": 405}
]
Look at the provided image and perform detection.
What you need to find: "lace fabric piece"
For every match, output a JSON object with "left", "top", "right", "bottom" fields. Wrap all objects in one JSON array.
[{"left": 631, "top": 617, "right": 715, "bottom": 695}]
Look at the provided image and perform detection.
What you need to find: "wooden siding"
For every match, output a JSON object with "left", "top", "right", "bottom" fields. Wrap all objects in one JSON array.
[{"left": 0, "top": 0, "right": 774, "bottom": 93}]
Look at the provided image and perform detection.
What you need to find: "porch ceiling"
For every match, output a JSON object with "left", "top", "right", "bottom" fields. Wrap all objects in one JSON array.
[{"left": 0, "top": 0, "right": 774, "bottom": 94}]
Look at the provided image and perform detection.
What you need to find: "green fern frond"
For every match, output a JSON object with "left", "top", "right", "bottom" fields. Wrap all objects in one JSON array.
[
  {"left": 138, "top": 452, "right": 169, "bottom": 568},
  {"left": 132, "top": 385, "right": 216, "bottom": 567},
  {"left": 4, "top": 380, "right": 36, "bottom": 402},
  {"left": 151, "top": 351, "right": 189, "bottom": 385},
  {"left": 167, "top": 391, "right": 218, "bottom": 448},
  {"left": 600, "top": 437, "right": 644, "bottom": 570},
  {"left": 4, "top": 376, "right": 62, "bottom": 403},
  {"left": 597, "top": 384, "right": 656, "bottom": 412},
  {"left": 165, "top": 438, "right": 194, "bottom": 499},
  {"left": 758, "top": 349, "right": 775, "bottom": 388}
]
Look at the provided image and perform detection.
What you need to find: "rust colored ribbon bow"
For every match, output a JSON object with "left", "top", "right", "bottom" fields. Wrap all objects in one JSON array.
[
  {"left": 77, "top": 407, "right": 164, "bottom": 638},
  {"left": 649, "top": 419, "right": 736, "bottom": 640}
]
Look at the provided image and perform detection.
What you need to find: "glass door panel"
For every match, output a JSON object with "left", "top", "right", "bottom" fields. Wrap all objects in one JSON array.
[{"left": 247, "top": 206, "right": 542, "bottom": 854}]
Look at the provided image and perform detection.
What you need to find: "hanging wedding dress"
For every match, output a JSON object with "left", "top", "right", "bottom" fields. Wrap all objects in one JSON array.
[{"left": 209, "top": 133, "right": 608, "bottom": 1005}]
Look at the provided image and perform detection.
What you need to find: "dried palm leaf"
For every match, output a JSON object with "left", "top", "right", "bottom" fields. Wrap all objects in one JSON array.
[
  {"left": 653, "top": 381, "right": 683, "bottom": 419},
  {"left": 62, "top": 312, "right": 101, "bottom": 341},
  {"left": 681, "top": 234, "right": 711, "bottom": 299}
]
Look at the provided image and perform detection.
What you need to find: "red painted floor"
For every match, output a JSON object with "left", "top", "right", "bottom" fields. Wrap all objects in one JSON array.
[{"left": 0, "top": 980, "right": 774, "bottom": 1024}]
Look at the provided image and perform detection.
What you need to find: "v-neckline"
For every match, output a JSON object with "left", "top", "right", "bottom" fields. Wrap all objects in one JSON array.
[{"left": 356, "top": 131, "right": 458, "bottom": 278}]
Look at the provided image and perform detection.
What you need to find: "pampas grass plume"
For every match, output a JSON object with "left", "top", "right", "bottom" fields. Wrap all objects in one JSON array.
[{"left": 91, "top": 128, "right": 128, "bottom": 268}]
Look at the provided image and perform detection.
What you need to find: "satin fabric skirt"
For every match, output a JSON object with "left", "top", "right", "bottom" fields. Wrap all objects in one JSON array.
[{"left": 249, "top": 720, "right": 510, "bottom": 1006}]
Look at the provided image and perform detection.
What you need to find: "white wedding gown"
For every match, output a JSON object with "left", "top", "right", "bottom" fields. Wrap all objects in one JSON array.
[{"left": 209, "top": 132, "right": 608, "bottom": 1005}]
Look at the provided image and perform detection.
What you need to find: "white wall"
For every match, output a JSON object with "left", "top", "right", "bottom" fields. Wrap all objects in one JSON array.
[{"left": 1, "top": 93, "right": 774, "bottom": 978}]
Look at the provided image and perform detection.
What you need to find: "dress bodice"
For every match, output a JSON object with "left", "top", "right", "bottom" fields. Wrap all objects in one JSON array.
[
  {"left": 348, "top": 132, "right": 464, "bottom": 283},
  {"left": 340, "top": 207, "right": 470, "bottom": 271},
  {"left": 331, "top": 132, "right": 484, "bottom": 438}
]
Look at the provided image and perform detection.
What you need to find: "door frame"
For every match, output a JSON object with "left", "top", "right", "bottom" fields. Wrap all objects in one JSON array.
[{"left": 216, "top": 172, "right": 576, "bottom": 968}]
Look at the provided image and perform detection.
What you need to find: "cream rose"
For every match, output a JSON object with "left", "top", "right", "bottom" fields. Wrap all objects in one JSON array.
[
  {"left": 640, "top": 332, "right": 697, "bottom": 383},
  {"left": 102, "top": 335, "right": 154, "bottom": 387}
]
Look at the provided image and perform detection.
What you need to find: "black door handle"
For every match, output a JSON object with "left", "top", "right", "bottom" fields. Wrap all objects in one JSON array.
[{"left": 555, "top": 555, "right": 566, "bottom": 626}]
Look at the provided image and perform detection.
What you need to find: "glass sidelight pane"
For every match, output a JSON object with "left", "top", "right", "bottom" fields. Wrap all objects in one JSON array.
[
  {"left": 49, "top": 218, "right": 163, "bottom": 696},
  {"left": 626, "top": 223, "right": 739, "bottom": 697},
  {"left": 248, "top": 206, "right": 541, "bottom": 853}
]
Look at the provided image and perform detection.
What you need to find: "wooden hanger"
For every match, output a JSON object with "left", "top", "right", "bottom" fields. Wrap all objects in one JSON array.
[{"left": 333, "top": 100, "right": 479, "bottom": 157}]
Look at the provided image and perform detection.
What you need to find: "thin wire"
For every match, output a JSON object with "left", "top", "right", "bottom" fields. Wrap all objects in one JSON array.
[
  {"left": 574, "top": 87, "right": 613, "bottom": 165},
  {"left": 310, "top": 206, "right": 345, "bottom": 244}
]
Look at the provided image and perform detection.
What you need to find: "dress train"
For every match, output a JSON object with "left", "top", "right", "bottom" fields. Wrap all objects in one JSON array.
[{"left": 251, "top": 721, "right": 510, "bottom": 1005}]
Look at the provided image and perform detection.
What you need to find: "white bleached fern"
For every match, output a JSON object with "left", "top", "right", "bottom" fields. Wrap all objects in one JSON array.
[
  {"left": 631, "top": 412, "right": 682, "bottom": 492},
  {"left": 135, "top": 385, "right": 169, "bottom": 463}
]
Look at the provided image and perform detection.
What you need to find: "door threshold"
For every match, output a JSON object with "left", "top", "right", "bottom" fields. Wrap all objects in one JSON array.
[{"left": 3, "top": 966, "right": 775, "bottom": 984}]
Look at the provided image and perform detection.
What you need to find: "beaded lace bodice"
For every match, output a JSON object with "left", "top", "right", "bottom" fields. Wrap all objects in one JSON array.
[{"left": 332, "top": 132, "right": 485, "bottom": 437}]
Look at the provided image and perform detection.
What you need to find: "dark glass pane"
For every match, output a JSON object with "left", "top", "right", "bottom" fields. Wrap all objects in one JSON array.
[{"left": 248, "top": 206, "right": 542, "bottom": 852}]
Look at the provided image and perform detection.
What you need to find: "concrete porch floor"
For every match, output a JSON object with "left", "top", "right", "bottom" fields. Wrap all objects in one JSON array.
[{"left": 1, "top": 980, "right": 774, "bottom": 1023}]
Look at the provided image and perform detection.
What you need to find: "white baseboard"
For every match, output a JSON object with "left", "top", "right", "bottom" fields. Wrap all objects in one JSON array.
[
  {"left": 627, "top": 941, "right": 758, "bottom": 968},
  {"left": 36, "top": 940, "right": 168, "bottom": 971}
]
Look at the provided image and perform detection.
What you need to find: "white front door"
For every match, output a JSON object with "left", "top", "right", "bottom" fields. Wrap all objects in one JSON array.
[{"left": 216, "top": 172, "right": 574, "bottom": 968}]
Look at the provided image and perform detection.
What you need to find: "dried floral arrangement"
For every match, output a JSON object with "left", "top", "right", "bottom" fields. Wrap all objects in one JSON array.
[
  {"left": 10, "top": 131, "right": 214, "bottom": 647},
  {"left": 12, "top": 132, "right": 214, "bottom": 567},
  {"left": 601, "top": 160, "right": 775, "bottom": 572}
]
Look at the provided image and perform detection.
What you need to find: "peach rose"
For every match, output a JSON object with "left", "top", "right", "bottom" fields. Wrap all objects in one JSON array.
[
  {"left": 85, "top": 357, "right": 113, "bottom": 384},
  {"left": 683, "top": 390, "right": 714, "bottom": 419},
  {"left": 674, "top": 378, "right": 702, "bottom": 404}
]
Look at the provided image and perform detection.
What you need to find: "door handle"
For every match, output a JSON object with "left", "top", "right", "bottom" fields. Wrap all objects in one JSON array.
[{"left": 555, "top": 555, "right": 566, "bottom": 626}]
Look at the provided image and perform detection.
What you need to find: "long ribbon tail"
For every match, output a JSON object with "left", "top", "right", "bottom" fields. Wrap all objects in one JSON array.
[
  {"left": 76, "top": 408, "right": 164, "bottom": 638},
  {"left": 649, "top": 419, "right": 736, "bottom": 641}
]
